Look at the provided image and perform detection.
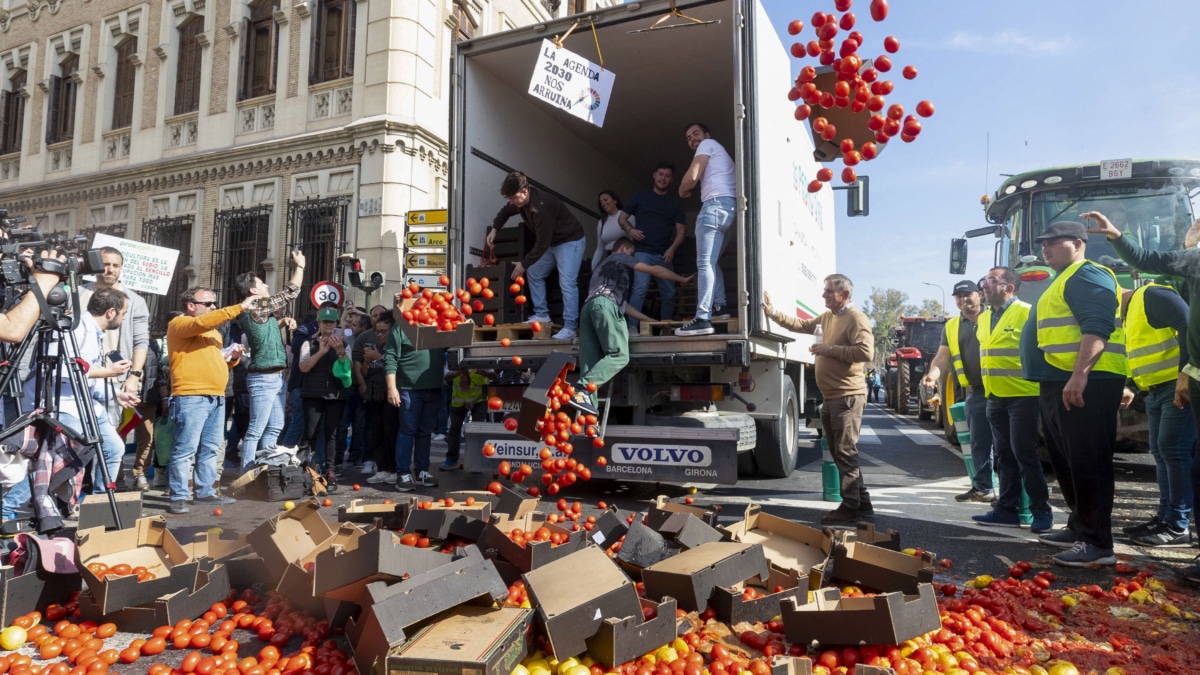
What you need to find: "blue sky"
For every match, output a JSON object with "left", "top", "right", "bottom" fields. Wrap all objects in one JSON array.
[{"left": 760, "top": 0, "right": 1200, "bottom": 310}]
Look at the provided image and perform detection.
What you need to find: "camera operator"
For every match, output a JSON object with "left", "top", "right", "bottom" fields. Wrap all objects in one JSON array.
[{"left": 0, "top": 251, "right": 66, "bottom": 343}]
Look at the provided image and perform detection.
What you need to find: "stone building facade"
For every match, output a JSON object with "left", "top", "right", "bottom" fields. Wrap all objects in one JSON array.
[{"left": 0, "top": 0, "right": 612, "bottom": 331}]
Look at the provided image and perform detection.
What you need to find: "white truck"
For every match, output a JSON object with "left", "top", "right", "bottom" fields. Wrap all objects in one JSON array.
[{"left": 447, "top": 0, "right": 836, "bottom": 484}]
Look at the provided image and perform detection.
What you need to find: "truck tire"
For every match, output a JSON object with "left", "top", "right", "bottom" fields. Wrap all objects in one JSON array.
[
  {"left": 753, "top": 378, "right": 800, "bottom": 478},
  {"left": 644, "top": 411, "right": 757, "bottom": 454},
  {"left": 896, "top": 361, "right": 911, "bottom": 415}
]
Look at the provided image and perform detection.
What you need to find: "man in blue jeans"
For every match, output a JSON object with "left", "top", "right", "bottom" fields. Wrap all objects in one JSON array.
[
  {"left": 232, "top": 249, "right": 304, "bottom": 473},
  {"left": 678, "top": 123, "right": 737, "bottom": 336},
  {"left": 618, "top": 161, "right": 686, "bottom": 331},
  {"left": 485, "top": 171, "right": 586, "bottom": 341},
  {"left": 384, "top": 307, "right": 447, "bottom": 491}
]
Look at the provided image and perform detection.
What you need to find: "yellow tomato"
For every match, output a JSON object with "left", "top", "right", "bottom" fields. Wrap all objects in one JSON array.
[{"left": 0, "top": 626, "right": 27, "bottom": 650}]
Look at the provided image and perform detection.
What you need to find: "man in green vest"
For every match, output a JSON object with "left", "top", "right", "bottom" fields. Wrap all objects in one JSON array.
[
  {"left": 233, "top": 249, "right": 305, "bottom": 473},
  {"left": 1021, "top": 220, "right": 1128, "bottom": 567},
  {"left": 922, "top": 280, "right": 995, "bottom": 503},
  {"left": 968, "top": 267, "right": 1051, "bottom": 532}
]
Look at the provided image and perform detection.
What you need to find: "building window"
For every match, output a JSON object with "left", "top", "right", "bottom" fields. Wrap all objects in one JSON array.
[
  {"left": 453, "top": 4, "right": 476, "bottom": 41},
  {"left": 174, "top": 16, "right": 204, "bottom": 115},
  {"left": 568, "top": 0, "right": 587, "bottom": 14},
  {"left": 112, "top": 38, "right": 138, "bottom": 129},
  {"left": 46, "top": 55, "right": 78, "bottom": 145},
  {"left": 0, "top": 70, "right": 25, "bottom": 155},
  {"left": 309, "top": 0, "right": 354, "bottom": 85},
  {"left": 241, "top": 0, "right": 280, "bottom": 100}
]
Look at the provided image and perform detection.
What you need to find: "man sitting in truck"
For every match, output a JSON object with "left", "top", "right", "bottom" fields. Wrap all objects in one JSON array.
[
  {"left": 569, "top": 238, "right": 694, "bottom": 416},
  {"left": 618, "top": 161, "right": 687, "bottom": 331},
  {"left": 485, "top": 171, "right": 586, "bottom": 341},
  {"left": 678, "top": 123, "right": 737, "bottom": 337}
]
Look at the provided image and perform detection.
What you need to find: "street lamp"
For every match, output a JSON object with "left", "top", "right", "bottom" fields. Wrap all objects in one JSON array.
[{"left": 922, "top": 282, "right": 946, "bottom": 318}]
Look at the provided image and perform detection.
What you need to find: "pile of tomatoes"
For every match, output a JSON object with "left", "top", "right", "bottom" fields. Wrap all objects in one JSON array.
[
  {"left": 785, "top": 0, "right": 933, "bottom": 191},
  {"left": 84, "top": 562, "right": 157, "bottom": 583},
  {"left": 398, "top": 276, "right": 472, "bottom": 332}
]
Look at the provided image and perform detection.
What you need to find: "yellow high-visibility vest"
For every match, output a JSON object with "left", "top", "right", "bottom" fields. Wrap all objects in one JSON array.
[
  {"left": 945, "top": 315, "right": 970, "bottom": 388},
  {"left": 1124, "top": 283, "right": 1180, "bottom": 389},
  {"left": 978, "top": 301, "right": 1039, "bottom": 397},
  {"left": 1035, "top": 260, "right": 1128, "bottom": 376}
]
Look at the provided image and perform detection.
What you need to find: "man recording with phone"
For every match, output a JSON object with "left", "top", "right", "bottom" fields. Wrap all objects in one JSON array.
[{"left": 232, "top": 250, "right": 305, "bottom": 473}]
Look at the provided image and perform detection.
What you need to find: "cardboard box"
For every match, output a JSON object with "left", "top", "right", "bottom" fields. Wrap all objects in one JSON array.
[
  {"left": 384, "top": 606, "right": 533, "bottom": 675},
  {"left": 75, "top": 516, "right": 199, "bottom": 615},
  {"left": 397, "top": 297, "right": 476, "bottom": 350},
  {"left": 771, "top": 656, "right": 814, "bottom": 675},
  {"left": 848, "top": 523, "right": 901, "bottom": 552},
  {"left": 246, "top": 499, "right": 336, "bottom": 586},
  {"left": 780, "top": 584, "right": 942, "bottom": 647},
  {"left": 586, "top": 596, "right": 679, "bottom": 667},
  {"left": 77, "top": 563, "right": 232, "bottom": 634},
  {"left": 275, "top": 523, "right": 366, "bottom": 615},
  {"left": 313, "top": 527, "right": 459, "bottom": 602},
  {"left": 831, "top": 541, "right": 936, "bottom": 595},
  {"left": 78, "top": 493, "right": 142, "bottom": 531},
  {"left": 588, "top": 506, "right": 629, "bottom": 550},
  {"left": 514, "top": 352, "right": 576, "bottom": 443},
  {"left": 645, "top": 495, "right": 719, "bottom": 530},
  {"left": 338, "top": 498, "right": 416, "bottom": 530},
  {"left": 641, "top": 541, "right": 769, "bottom": 612},
  {"left": 347, "top": 546, "right": 509, "bottom": 675},
  {"left": 708, "top": 566, "right": 808, "bottom": 625},
  {"left": 184, "top": 531, "right": 252, "bottom": 563},
  {"left": 615, "top": 517, "right": 681, "bottom": 577},
  {"left": 403, "top": 501, "right": 492, "bottom": 541},
  {"left": 480, "top": 513, "right": 587, "bottom": 574},
  {"left": 721, "top": 505, "right": 834, "bottom": 590},
  {"left": 522, "top": 546, "right": 644, "bottom": 660},
  {"left": 0, "top": 555, "right": 81, "bottom": 627},
  {"left": 447, "top": 485, "right": 540, "bottom": 519},
  {"left": 656, "top": 513, "right": 723, "bottom": 550}
]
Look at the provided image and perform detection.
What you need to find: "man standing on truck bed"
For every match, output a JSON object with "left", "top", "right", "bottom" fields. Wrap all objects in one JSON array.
[
  {"left": 569, "top": 238, "right": 694, "bottom": 416},
  {"left": 619, "top": 161, "right": 686, "bottom": 331},
  {"left": 486, "top": 171, "right": 585, "bottom": 341},
  {"left": 678, "top": 123, "right": 736, "bottom": 336},
  {"left": 1021, "top": 219, "right": 1128, "bottom": 567},
  {"left": 762, "top": 275, "right": 874, "bottom": 524},
  {"left": 921, "top": 280, "right": 996, "bottom": 504}
]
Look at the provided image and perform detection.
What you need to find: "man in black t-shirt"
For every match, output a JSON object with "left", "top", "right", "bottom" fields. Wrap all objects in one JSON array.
[
  {"left": 618, "top": 162, "right": 687, "bottom": 329},
  {"left": 569, "top": 238, "right": 694, "bottom": 416}
]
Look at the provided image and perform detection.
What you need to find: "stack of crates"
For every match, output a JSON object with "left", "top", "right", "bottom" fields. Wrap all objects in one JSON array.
[{"left": 468, "top": 224, "right": 589, "bottom": 325}]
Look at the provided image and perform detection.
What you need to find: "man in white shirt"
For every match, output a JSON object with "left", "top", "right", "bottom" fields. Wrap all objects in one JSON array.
[{"left": 677, "top": 122, "right": 737, "bottom": 336}]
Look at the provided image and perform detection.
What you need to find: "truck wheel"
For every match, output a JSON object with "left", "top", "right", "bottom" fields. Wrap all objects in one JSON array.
[
  {"left": 644, "top": 411, "right": 757, "bottom": 454},
  {"left": 753, "top": 378, "right": 800, "bottom": 478},
  {"left": 896, "top": 361, "right": 911, "bottom": 415}
]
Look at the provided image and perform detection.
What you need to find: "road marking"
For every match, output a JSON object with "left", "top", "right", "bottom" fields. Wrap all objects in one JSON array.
[
  {"left": 898, "top": 428, "right": 945, "bottom": 446},
  {"left": 859, "top": 426, "right": 881, "bottom": 444}
]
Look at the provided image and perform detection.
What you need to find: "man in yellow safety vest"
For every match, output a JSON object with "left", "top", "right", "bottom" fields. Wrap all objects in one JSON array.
[
  {"left": 1021, "top": 220, "right": 1128, "bottom": 567},
  {"left": 968, "top": 267, "right": 1051, "bottom": 533},
  {"left": 922, "top": 280, "right": 995, "bottom": 503}
]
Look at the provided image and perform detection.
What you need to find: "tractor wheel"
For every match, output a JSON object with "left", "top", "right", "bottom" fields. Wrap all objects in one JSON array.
[{"left": 896, "top": 361, "right": 911, "bottom": 415}]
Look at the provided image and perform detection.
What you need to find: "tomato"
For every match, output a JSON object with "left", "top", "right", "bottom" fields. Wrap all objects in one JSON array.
[
  {"left": 902, "top": 64, "right": 918, "bottom": 79},
  {"left": 141, "top": 638, "right": 167, "bottom": 656},
  {"left": 817, "top": 651, "right": 839, "bottom": 670},
  {"left": 870, "top": 0, "right": 888, "bottom": 21},
  {"left": 841, "top": 168, "right": 857, "bottom": 184},
  {"left": 839, "top": 12, "right": 855, "bottom": 30},
  {"left": 815, "top": 168, "right": 833, "bottom": 183},
  {"left": 874, "top": 54, "right": 892, "bottom": 72}
]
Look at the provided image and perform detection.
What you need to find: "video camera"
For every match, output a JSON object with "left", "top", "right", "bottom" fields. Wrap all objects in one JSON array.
[{"left": 0, "top": 207, "right": 105, "bottom": 287}]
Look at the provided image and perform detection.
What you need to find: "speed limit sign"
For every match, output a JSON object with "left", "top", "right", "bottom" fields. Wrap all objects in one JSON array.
[{"left": 310, "top": 281, "right": 345, "bottom": 308}]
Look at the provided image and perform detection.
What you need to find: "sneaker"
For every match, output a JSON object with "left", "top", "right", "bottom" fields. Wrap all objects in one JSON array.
[
  {"left": 132, "top": 475, "right": 149, "bottom": 491},
  {"left": 194, "top": 494, "right": 236, "bottom": 506},
  {"left": 712, "top": 305, "right": 731, "bottom": 320},
  {"left": 324, "top": 470, "right": 339, "bottom": 493},
  {"left": 552, "top": 327, "right": 577, "bottom": 340},
  {"left": 432, "top": 434, "right": 447, "bottom": 442},
  {"left": 367, "top": 471, "right": 396, "bottom": 484},
  {"left": 971, "top": 508, "right": 1021, "bottom": 528},
  {"left": 152, "top": 471, "right": 168, "bottom": 488},
  {"left": 676, "top": 318, "right": 714, "bottom": 336},
  {"left": 1030, "top": 511, "right": 1054, "bottom": 534},
  {"left": 955, "top": 488, "right": 994, "bottom": 503},
  {"left": 1122, "top": 516, "right": 1162, "bottom": 536},
  {"left": 858, "top": 500, "right": 875, "bottom": 517},
  {"left": 567, "top": 392, "right": 599, "bottom": 417},
  {"left": 396, "top": 474, "right": 416, "bottom": 492},
  {"left": 820, "top": 504, "right": 862, "bottom": 525},
  {"left": 361, "top": 460, "right": 377, "bottom": 475},
  {"left": 415, "top": 471, "right": 438, "bottom": 487},
  {"left": 168, "top": 501, "right": 190, "bottom": 515},
  {"left": 524, "top": 315, "right": 551, "bottom": 324},
  {"left": 1038, "top": 528, "right": 1079, "bottom": 548},
  {"left": 1179, "top": 557, "right": 1200, "bottom": 584},
  {"left": 1052, "top": 542, "right": 1116, "bottom": 567},
  {"left": 1130, "top": 523, "right": 1192, "bottom": 547},
  {"left": 438, "top": 460, "right": 460, "bottom": 472}
]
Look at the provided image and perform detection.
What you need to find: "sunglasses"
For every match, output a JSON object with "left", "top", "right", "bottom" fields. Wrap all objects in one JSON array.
[{"left": 194, "top": 301, "right": 218, "bottom": 308}]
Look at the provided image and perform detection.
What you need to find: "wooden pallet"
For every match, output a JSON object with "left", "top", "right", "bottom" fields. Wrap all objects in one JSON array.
[
  {"left": 638, "top": 317, "right": 740, "bottom": 337},
  {"left": 473, "top": 322, "right": 557, "bottom": 341}
]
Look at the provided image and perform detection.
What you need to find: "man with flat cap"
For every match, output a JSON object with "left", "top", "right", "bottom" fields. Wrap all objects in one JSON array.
[
  {"left": 1021, "top": 220, "right": 1129, "bottom": 567},
  {"left": 923, "top": 279, "right": 995, "bottom": 503}
]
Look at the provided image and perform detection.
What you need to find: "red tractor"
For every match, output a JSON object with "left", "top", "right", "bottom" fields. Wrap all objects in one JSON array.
[{"left": 883, "top": 315, "right": 957, "bottom": 440}]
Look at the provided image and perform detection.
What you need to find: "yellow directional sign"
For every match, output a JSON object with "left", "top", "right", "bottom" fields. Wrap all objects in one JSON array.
[
  {"left": 407, "top": 209, "right": 448, "bottom": 225},
  {"left": 406, "top": 231, "right": 448, "bottom": 247},
  {"left": 405, "top": 253, "right": 447, "bottom": 269}
]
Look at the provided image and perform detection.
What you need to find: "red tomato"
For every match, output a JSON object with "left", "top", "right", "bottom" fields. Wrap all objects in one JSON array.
[
  {"left": 816, "top": 168, "right": 833, "bottom": 182},
  {"left": 874, "top": 54, "right": 892, "bottom": 72},
  {"left": 807, "top": 180, "right": 823, "bottom": 193},
  {"left": 438, "top": 275, "right": 450, "bottom": 287},
  {"left": 870, "top": 0, "right": 888, "bottom": 21},
  {"left": 916, "top": 100, "right": 935, "bottom": 117},
  {"left": 839, "top": 12, "right": 855, "bottom": 30},
  {"left": 531, "top": 321, "right": 542, "bottom": 333},
  {"left": 787, "top": 19, "right": 803, "bottom": 35},
  {"left": 488, "top": 396, "right": 504, "bottom": 410},
  {"left": 841, "top": 168, "right": 857, "bottom": 183},
  {"left": 902, "top": 64, "right": 918, "bottom": 79}
]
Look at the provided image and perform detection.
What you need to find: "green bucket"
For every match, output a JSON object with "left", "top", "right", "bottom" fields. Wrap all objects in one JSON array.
[{"left": 821, "top": 438, "right": 841, "bottom": 503}]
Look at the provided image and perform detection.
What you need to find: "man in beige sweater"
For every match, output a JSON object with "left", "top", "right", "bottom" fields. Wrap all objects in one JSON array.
[{"left": 763, "top": 274, "right": 875, "bottom": 524}]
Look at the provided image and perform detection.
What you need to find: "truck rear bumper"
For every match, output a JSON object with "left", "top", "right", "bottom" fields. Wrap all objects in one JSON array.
[{"left": 450, "top": 338, "right": 751, "bottom": 370}]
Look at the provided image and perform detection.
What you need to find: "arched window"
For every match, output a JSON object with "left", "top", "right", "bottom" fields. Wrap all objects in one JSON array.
[
  {"left": 174, "top": 16, "right": 204, "bottom": 115},
  {"left": 112, "top": 37, "right": 138, "bottom": 129}
]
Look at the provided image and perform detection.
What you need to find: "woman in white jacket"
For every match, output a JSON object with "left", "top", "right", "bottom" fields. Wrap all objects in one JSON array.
[{"left": 592, "top": 190, "right": 632, "bottom": 269}]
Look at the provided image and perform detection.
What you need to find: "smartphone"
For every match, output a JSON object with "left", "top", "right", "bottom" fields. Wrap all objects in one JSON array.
[
  {"left": 343, "top": 328, "right": 353, "bottom": 338},
  {"left": 106, "top": 350, "right": 124, "bottom": 363},
  {"left": 256, "top": 297, "right": 272, "bottom": 310}
]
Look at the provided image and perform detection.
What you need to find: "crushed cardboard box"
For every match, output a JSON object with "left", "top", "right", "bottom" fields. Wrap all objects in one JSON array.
[
  {"left": 586, "top": 596, "right": 679, "bottom": 667},
  {"left": 641, "top": 541, "right": 769, "bottom": 613},
  {"left": 447, "top": 485, "right": 540, "bottom": 519},
  {"left": 313, "top": 527, "right": 460, "bottom": 602},
  {"left": 831, "top": 540, "right": 935, "bottom": 595},
  {"left": 481, "top": 512, "right": 588, "bottom": 577},
  {"left": 721, "top": 504, "right": 833, "bottom": 590},
  {"left": 780, "top": 584, "right": 941, "bottom": 647},
  {"left": 403, "top": 500, "right": 492, "bottom": 541},
  {"left": 514, "top": 352, "right": 576, "bottom": 442},
  {"left": 246, "top": 499, "right": 336, "bottom": 588},
  {"left": 645, "top": 495, "right": 719, "bottom": 530},
  {"left": 338, "top": 498, "right": 415, "bottom": 531}
]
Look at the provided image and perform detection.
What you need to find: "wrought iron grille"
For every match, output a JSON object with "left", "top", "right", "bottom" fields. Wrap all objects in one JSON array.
[
  {"left": 212, "top": 205, "right": 272, "bottom": 306},
  {"left": 142, "top": 214, "right": 194, "bottom": 335},
  {"left": 79, "top": 223, "right": 129, "bottom": 245},
  {"left": 286, "top": 195, "right": 349, "bottom": 316}
]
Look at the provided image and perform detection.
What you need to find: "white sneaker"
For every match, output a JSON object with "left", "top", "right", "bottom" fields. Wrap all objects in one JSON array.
[
  {"left": 415, "top": 471, "right": 438, "bottom": 487},
  {"left": 524, "top": 315, "right": 551, "bottom": 324},
  {"left": 432, "top": 434, "right": 446, "bottom": 442},
  {"left": 552, "top": 327, "right": 577, "bottom": 340},
  {"left": 361, "top": 460, "right": 377, "bottom": 475},
  {"left": 367, "top": 471, "right": 396, "bottom": 484}
]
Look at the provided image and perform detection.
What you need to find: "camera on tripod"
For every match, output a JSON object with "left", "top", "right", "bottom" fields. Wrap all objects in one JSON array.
[{"left": 0, "top": 207, "right": 105, "bottom": 286}]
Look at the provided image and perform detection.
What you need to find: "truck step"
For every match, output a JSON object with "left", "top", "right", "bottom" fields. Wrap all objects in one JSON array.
[
  {"left": 638, "top": 318, "right": 740, "bottom": 337},
  {"left": 473, "top": 322, "right": 559, "bottom": 342}
]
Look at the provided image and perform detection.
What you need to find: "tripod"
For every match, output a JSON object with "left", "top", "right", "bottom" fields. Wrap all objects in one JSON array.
[{"left": 0, "top": 273, "right": 123, "bottom": 534}]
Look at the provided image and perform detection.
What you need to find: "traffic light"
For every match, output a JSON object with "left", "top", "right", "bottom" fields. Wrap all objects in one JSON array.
[
  {"left": 847, "top": 176, "right": 869, "bottom": 217},
  {"left": 347, "top": 258, "right": 366, "bottom": 287},
  {"left": 368, "top": 271, "right": 385, "bottom": 288}
]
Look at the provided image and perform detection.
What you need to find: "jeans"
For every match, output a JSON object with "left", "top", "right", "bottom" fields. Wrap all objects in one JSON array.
[
  {"left": 57, "top": 410, "right": 124, "bottom": 496},
  {"left": 336, "top": 389, "right": 366, "bottom": 464},
  {"left": 987, "top": 395, "right": 1049, "bottom": 516},
  {"left": 169, "top": 395, "right": 226, "bottom": 502},
  {"left": 2, "top": 478, "right": 31, "bottom": 521},
  {"left": 965, "top": 388, "right": 995, "bottom": 492},
  {"left": 302, "top": 398, "right": 346, "bottom": 472},
  {"left": 395, "top": 388, "right": 441, "bottom": 475},
  {"left": 695, "top": 196, "right": 735, "bottom": 320},
  {"left": 279, "top": 388, "right": 306, "bottom": 447},
  {"left": 1145, "top": 382, "right": 1194, "bottom": 531},
  {"left": 446, "top": 403, "right": 486, "bottom": 464},
  {"left": 820, "top": 394, "right": 870, "bottom": 510},
  {"left": 526, "top": 236, "right": 585, "bottom": 331},
  {"left": 241, "top": 372, "right": 286, "bottom": 471},
  {"left": 627, "top": 251, "right": 676, "bottom": 329}
]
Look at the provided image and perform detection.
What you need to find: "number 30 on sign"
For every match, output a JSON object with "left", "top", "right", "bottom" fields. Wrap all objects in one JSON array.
[{"left": 310, "top": 281, "right": 345, "bottom": 308}]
